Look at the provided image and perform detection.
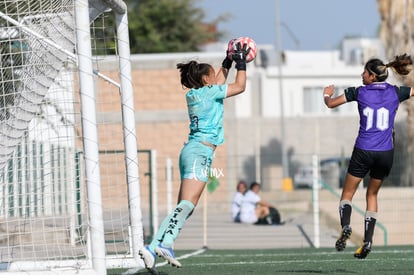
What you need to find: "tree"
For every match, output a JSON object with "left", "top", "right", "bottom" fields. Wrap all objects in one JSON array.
[
  {"left": 125, "top": 0, "right": 227, "bottom": 53},
  {"left": 377, "top": 0, "right": 414, "bottom": 186}
]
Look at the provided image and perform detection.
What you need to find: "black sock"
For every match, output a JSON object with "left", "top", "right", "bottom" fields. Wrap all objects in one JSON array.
[
  {"left": 364, "top": 217, "right": 376, "bottom": 243},
  {"left": 340, "top": 204, "right": 352, "bottom": 227}
]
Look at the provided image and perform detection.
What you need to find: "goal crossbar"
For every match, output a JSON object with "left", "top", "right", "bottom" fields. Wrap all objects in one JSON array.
[{"left": 0, "top": 10, "right": 121, "bottom": 89}]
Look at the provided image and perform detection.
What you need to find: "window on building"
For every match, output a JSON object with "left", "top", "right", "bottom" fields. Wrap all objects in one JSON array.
[
  {"left": 335, "top": 86, "right": 357, "bottom": 114},
  {"left": 303, "top": 86, "right": 326, "bottom": 114},
  {"left": 303, "top": 86, "right": 356, "bottom": 115}
]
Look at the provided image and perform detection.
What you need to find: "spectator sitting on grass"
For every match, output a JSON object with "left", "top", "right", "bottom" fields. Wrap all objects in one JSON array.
[
  {"left": 240, "top": 182, "right": 275, "bottom": 224},
  {"left": 231, "top": 180, "right": 247, "bottom": 223}
]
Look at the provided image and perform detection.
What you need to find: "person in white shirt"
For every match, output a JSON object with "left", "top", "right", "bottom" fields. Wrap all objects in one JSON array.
[
  {"left": 231, "top": 180, "right": 247, "bottom": 222},
  {"left": 240, "top": 182, "right": 274, "bottom": 224}
]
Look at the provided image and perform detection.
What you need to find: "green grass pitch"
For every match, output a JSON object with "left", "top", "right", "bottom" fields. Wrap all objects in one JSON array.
[{"left": 109, "top": 245, "right": 414, "bottom": 275}]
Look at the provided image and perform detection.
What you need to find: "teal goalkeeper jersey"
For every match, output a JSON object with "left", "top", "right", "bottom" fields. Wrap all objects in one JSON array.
[{"left": 186, "top": 84, "right": 227, "bottom": 145}]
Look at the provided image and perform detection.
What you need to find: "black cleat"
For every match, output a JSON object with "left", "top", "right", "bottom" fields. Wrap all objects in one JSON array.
[
  {"left": 354, "top": 241, "right": 372, "bottom": 259},
  {"left": 335, "top": 225, "right": 352, "bottom": 251}
]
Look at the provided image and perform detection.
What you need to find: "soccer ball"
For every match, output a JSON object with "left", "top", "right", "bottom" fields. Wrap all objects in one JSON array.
[{"left": 227, "top": 36, "right": 257, "bottom": 63}]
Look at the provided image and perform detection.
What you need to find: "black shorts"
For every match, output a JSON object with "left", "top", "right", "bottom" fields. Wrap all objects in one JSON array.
[{"left": 347, "top": 147, "right": 394, "bottom": 180}]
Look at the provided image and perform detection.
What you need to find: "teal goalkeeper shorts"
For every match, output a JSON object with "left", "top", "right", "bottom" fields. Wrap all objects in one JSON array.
[{"left": 179, "top": 141, "right": 214, "bottom": 182}]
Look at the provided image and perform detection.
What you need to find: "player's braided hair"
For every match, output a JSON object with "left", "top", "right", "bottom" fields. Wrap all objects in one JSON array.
[
  {"left": 177, "top": 60, "right": 212, "bottom": 89},
  {"left": 365, "top": 54, "right": 413, "bottom": 82}
]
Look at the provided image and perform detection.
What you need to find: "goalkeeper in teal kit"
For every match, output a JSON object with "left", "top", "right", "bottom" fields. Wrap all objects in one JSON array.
[
  {"left": 323, "top": 54, "right": 414, "bottom": 259},
  {"left": 139, "top": 42, "right": 251, "bottom": 271}
]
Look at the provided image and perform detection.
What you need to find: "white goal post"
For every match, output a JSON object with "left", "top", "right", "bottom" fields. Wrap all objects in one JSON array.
[{"left": 0, "top": 0, "right": 144, "bottom": 274}]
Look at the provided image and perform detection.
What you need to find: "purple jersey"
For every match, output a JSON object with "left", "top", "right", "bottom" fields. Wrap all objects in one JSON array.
[{"left": 344, "top": 83, "right": 411, "bottom": 151}]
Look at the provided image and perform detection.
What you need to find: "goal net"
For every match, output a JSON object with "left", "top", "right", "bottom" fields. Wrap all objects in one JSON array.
[{"left": 0, "top": 0, "right": 144, "bottom": 274}]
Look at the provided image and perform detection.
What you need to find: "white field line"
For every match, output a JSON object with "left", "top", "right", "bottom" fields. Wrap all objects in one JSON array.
[
  {"left": 154, "top": 248, "right": 414, "bottom": 267},
  {"left": 182, "top": 257, "right": 414, "bottom": 267},
  {"left": 192, "top": 249, "right": 414, "bottom": 258}
]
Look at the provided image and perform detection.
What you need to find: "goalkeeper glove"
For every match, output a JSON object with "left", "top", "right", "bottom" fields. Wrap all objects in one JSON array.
[
  {"left": 222, "top": 54, "right": 233, "bottom": 69},
  {"left": 232, "top": 42, "right": 250, "bottom": 71}
]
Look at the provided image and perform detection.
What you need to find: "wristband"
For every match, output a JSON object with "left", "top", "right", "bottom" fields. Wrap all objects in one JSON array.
[
  {"left": 324, "top": 94, "right": 331, "bottom": 98},
  {"left": 222, "top": 57, "right": 232, "bottom": 70},
  {"left": 235, "top": 62, "right": 246, "bottom": 71}
]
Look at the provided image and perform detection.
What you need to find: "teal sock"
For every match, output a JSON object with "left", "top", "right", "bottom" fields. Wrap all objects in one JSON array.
[
  {"left": 161, "top": 200, "right": 195, "bottom": 248},
  {"left": 149, "top": 212, "right": 173, "bottom": 253}
]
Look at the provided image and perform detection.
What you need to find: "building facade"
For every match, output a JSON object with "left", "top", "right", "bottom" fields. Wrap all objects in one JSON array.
[{"left": 96, "top": 38, "right": 411, "bottom": 207}]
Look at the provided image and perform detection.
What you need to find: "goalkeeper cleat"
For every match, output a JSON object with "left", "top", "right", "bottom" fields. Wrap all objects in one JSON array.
[
  {"left": 155, "top": 244, "right": 182, "bottom": 268},
  {"left": 139, "top": 245, "right": 156, "bottom": 271},
  {"left": 335, "top": 225, "right": 352, "bottom": 251},
  {"left": 354, "top": 241, "right": 372, "bottom": 259}
]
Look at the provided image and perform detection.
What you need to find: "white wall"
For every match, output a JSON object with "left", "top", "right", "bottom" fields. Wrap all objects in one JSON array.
[{"left": 260, "top": 50, "right": 367, "bottom": 118}]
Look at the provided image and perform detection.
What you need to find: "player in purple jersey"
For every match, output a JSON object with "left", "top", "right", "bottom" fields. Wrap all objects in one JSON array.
[{"left": 323, "top": 54, "right": 413, "bottom": 259}]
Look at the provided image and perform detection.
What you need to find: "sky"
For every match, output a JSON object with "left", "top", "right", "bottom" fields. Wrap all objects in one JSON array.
[{"left": 196, "top": 0, "right": 381, "bottom": 51}]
